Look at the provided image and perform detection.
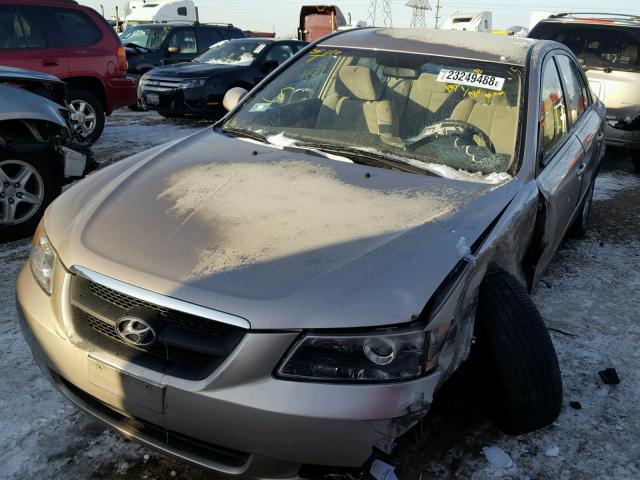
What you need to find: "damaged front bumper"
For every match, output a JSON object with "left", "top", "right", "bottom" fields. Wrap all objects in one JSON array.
[{"left": 16, "top": 262, "right": 441, "bottom": 479}]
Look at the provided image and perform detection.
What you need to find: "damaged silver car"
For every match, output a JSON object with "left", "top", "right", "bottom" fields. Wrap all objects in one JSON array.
[
  {"left": 1, "top": 67, "right": 91, "bottom": 241},
  {"left": 17, "top": 28, "right": 605, "bottom": 479}
]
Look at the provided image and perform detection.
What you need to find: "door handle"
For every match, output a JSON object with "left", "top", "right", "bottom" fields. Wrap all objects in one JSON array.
[
  {"left": 577, "top": 162, "right": 587, "bottom": 174},
  {"left": 41, "top": 59, "right": 59, "bottom": 67},
  {"left": 596, "top": 132, "right": 604, "bottom": 142}
]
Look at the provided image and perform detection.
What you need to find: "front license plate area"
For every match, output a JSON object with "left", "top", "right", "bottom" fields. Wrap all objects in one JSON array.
[
  {"left": 145, "top": 93, "right": 160, "bottom": 105},
  {"left": 88, "top": 356, "right": 164, "bottom": 414}
]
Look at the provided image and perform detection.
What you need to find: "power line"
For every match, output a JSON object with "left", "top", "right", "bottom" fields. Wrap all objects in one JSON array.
[{"left": 406, "top": 0, "right": 431, "bottom": 28}]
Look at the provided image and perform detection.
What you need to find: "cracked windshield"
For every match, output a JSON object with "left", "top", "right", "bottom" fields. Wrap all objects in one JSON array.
[
  {"left": 195, "top": 39, "right": 270, "bottom": 65},
  {"left": 226, "top": 47, "right": 523, "bottom": 182}
]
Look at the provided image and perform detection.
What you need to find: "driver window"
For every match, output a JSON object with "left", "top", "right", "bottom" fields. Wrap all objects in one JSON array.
[
  {"left": 539, "top": 60, "right": 568, "bottom": 163},
  {"left": 555, "top": 55, "right": 587, "bottom": 126},
  {"left": 168, "top": 29, "right": 197, "bottom": 54},
  {"left": 265, "top": 45, "right": 293, "bottom": 65}
]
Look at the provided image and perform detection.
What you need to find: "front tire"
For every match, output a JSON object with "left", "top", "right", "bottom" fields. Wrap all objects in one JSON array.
[
  {"left": 473, "top": 272, "right": 563, "bottom": 435},
  {"left": 68, "top": 90, "right": 105, "bottom": 144},
  {"left": 0, "top": 150, "right": 62, "bottom": 242}
]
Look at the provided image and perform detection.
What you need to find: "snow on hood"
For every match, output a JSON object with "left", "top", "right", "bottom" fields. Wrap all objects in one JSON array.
[{"left": 158, "top": 160, "right": 459, "bottom": 279}]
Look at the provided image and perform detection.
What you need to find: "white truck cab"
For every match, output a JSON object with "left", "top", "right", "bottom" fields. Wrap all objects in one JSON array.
[
  {"left": 125, "top": 0, "right": 197, "bottom": 28},
  {"left": 442, "top": 11, "right": 493, "bottom": 32}
]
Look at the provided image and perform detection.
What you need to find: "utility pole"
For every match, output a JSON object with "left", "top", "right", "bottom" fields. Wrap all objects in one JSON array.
[
  {"left": 434, "top": 0, "right": 442, "bottom": 29},
  {"left": 368, "top": 0, "right": 393, "bottom": 27},
  {"left": 406, "top": 0, "right": 431, "bottom": 28}
]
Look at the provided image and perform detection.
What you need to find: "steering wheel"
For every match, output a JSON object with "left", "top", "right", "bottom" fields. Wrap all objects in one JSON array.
[
  {"left": 408, "top": 119, "right": 496, "bottom": 154},
  {"left": 288, "top": 88, "right": 314, "bottom": 104}
]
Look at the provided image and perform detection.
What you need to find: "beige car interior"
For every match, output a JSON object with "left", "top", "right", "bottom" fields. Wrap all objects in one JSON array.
[{"left": 316, "top": 62, "right": 520, "bottom": 161}]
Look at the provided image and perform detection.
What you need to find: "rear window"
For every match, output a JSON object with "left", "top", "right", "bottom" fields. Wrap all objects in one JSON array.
[
  {"left": 531, "top": 22, "right": 640, "bottom": 72},
  {"left": 21, "top": 6, "right": 102, "bottom": 48}
]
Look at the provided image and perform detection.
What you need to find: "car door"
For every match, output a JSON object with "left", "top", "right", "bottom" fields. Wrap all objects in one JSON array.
[
  {"left": 0, "top": 4, "right": 69, "bottom": 79},
  {"left": 163, "top": 28, "right": 198, "bottom": 65},
  {"left": 555, "top": 55, "right": 605, "bottom": 199},
  {"left": 534, "top": 54, "right": 586, "bottom": 283}
]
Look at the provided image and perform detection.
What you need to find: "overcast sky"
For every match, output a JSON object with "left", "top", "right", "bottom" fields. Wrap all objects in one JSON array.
[{"left": 86, "top": 0, "right": 639, "bottom": 37}]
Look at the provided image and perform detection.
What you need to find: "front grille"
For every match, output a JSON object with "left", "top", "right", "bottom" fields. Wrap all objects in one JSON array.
[
  {"left": 81, "top": 311, "right": 215, "bottom": 369},
  {"left": 70, "top": 274, "right": 245, "bottom": 380},
  {"left": 56, "top": 374, "right": 250, "bottom": 469},
  {"left": 88, "top": 281, "right": 233, "bottom": 337},
  {"left": 140, "top": 76, "right": 182, "bottom": 93}
]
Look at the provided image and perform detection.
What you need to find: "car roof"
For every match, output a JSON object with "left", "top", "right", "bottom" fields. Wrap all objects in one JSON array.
[
  {"left": 138, "top": 22, "right": 237, "bottom": 29},
  {"left": 319, "top": 28, "right": 538, "bottom": 66},
  {"left": 539, "top": 13, "right": 640, "bottom": 28},
  {"left": 228, "top": 38, "right": 302, "bottom": 44}
]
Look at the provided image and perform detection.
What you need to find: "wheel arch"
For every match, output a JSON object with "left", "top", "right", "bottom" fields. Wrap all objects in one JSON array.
[{"left": 65, "top": 77, "right": 107, "bottom": 110}]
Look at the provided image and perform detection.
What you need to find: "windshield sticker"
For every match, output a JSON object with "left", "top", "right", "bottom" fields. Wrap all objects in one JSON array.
[
  {"left": 254, "top": 44, "right": 267, "bottom": 54},
  {"left": 306, "top": 48, "right": 342, "bottom": 63},
  {"left": 437, "top": 69, "right": 505, "bottom": 91},
  {"left": 249, "top": 103, "right": 271, "bottom": 113}
]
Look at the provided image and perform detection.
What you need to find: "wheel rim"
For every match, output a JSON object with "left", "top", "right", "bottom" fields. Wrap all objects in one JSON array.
[
  {"left": 0, "top": 160, "right": 45, "bottom": 225},
  {"left": 69, "top": 99, "right": 97, "bottom": 137}
]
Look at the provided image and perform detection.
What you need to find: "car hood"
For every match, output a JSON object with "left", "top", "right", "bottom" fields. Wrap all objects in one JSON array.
[
  {"left": 0, "top": 84, "right": 68, "bottom": 127},
  {"left": 46, "top": 130, "right": 519, "bottom": 330},
  {"left": 150, "top": 62, "right": 246, "bottom": 78},
  {"left": 0, "top": 65, "right": 63, "bottom": 84}
]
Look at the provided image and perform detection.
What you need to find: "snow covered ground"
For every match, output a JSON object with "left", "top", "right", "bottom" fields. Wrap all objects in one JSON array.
[{"left": 0, "top": 111, "right": 639, "bottom": 479}]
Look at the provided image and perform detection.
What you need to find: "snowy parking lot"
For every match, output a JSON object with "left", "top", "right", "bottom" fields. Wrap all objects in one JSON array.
[{"left": 1, "top": 110, "right": 639, "bottom": 480}]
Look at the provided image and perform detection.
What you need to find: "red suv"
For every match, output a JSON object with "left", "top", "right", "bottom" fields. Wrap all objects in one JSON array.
[{"left": 0, "top": 0, "right": 136, "bottom": 143}]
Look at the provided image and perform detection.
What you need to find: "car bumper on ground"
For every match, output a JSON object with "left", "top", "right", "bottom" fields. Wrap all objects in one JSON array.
[
  {"left": 103, "top": 76, "right": 137, "bottom": 114},
  {"left": 16, "top": 262, "right": 440, "bottom": 479}
]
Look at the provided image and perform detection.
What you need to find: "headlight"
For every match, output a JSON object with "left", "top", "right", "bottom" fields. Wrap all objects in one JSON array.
[
  {"left": 30, "top": 221, "right": 57, "bottom": 295},
  {"left": 178, "top": 78, "right": 207, "bottom": 89},
  {"left": 277, "top": 328, "right": 429, "bottom": 383}
]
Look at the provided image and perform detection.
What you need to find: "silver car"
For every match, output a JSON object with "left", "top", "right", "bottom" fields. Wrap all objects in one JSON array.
[
  {"left": 530, "top": 13, "right": 640, "bottom": 172},
  {"left": 17, "top": 29, "right": 605, "bottom": 479}
]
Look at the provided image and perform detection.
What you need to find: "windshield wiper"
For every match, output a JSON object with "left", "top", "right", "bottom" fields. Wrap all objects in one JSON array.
[
  {"left": 222, "top": 127, "right": 269, "bottom": 144},
  {"left": 294, "top": 142, "right": 436, "bottom": 176},
  {"left": 125, "top": 42, "right": 150, "bottom": 52}
]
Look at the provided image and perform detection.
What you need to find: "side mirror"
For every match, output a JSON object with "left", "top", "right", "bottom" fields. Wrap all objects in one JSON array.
[
  {"left": 223, "top": 87, "right": 248, "bottom": 112},
  {"left": 261, "top": 60, "right": 279, "bottom": 74},
  {"left": 167, "top": 46, "right": 181, "bottom": 54}
]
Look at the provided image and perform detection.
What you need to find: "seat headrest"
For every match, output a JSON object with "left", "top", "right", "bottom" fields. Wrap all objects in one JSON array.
[
  {"left": 382, "top": 66, "right": 419, "bottom": 79},
  {"left": 413, "top": 72, "right": 449, "bottom": 94},
  {"left": 622, "top": 45, "right": 638, "bottom": 64},
  {"left": 337, "top": 66, "right": 384, "bottom": 101}
]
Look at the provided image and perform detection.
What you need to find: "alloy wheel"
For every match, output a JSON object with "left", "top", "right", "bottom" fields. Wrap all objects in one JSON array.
[
  {"left": 0, "top": 160, "right": 45, "bottom": 225},
  {"left": 69, "top": 99, "right": 97, "bottom": 138}
]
